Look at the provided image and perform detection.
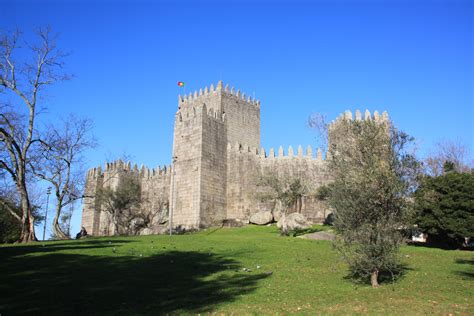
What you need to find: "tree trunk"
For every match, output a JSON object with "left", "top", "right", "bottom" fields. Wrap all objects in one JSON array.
[
  {"left": 113, "top": 215, "right": 120, "bottom": 236},
  {"left": 18, "top": 186, "right": 37, "bottom": 243},
  {"left": 52, "top": 207, "right": 70, "bottom": 240},
  {"left": 371, "top": 270, "right": 379, "bottom": 288},
  {"left": 280, "top": 212, "right": 289, "bottom": 236}
]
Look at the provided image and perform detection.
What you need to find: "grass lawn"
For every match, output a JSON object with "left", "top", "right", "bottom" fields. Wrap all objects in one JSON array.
[{"left": 0, "top": 225, "right": 472, "bottom": 315}]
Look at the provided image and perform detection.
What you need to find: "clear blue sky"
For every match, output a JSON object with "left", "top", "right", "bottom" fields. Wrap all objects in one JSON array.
[{"left": 2, "top": 0, "right": 473, "bottom": 238}]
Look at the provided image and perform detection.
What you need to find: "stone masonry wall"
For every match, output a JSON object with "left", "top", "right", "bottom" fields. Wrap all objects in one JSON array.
[
  {"left": 221, "top": 88, "right": 260, "bottom": 149},
  {"left": 170, "top": 105, "right": 204, "bottom": 229},
  {"left": 81, "top": 161, "right": 171, "bottom": 236},
  {"left": 198, "top": 109, "right": 227, "bottom": 227},
  {"left": 226, "top": 143, "right": 332, "bottom": 223}
]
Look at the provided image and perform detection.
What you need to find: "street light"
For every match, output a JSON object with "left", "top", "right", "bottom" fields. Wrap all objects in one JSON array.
[
  {"left": 43, "top": 187, "right": 52, "bottom": 241},
  {"left": 170, "top": 156, "right": 178, "bottom": 236}
]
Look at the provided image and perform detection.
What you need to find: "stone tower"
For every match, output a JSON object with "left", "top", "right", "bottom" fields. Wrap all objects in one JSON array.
[{"left": 170, "top": 81, "right": 261, "bottom": 229}]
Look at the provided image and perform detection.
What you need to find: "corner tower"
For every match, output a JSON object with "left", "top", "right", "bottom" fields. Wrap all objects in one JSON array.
[{"left": 170, "top": 81, "right": 261, "bottom": 229}]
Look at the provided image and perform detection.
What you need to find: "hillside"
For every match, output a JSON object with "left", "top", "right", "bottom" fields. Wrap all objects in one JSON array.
[{"left": 0, "top": 225, "right": 472, "bottom": 315}]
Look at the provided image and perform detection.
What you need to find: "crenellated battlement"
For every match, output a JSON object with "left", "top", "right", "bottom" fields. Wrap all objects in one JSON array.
[
  {"left": 226, "top": 142, "right": 326, "bottom": 162},
  {"left": 175, "top": 102, "right": 226, "bottom": 123},
  {"left": 330, "top": 109, "right": 389, "bottom": 125},
  {"left": 86, "top": 160, "right": 172, "bottom": 180},
  {"left": 178, "top": 81, "right": 260, "bottom": 109},
  {"left": 221, "top": 83, "right": 260, "bottom": 107}
]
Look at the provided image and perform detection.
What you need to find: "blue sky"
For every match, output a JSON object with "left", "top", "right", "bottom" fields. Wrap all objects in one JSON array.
[{"left": 2, "top": 0, "right": 472, "bottom": 238}]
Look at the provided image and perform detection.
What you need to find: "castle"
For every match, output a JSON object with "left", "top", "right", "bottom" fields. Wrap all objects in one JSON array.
[{"left": 81, "top": 81, "right": 388, "bottom": 235}]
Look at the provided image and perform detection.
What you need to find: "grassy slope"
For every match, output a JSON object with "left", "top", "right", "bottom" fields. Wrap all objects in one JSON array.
[{"left": 0, "top": 225, "right": 472, "bottom": 315}]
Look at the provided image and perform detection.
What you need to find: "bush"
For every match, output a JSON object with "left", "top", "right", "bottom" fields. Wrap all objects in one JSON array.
[
  {"left": 415, "top": 171, "right": 474, "bottom": 248},
  {"left": 0, "top": 200, "right": 21, "bottom": 243}
]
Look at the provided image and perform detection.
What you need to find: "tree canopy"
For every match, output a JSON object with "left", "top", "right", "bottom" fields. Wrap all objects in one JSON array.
[
  {"left": 415, "top": 170, "right": 474, "bottom": 248},
  {"left": 326, "top": 115, "right": 420, "bottom": 287}
]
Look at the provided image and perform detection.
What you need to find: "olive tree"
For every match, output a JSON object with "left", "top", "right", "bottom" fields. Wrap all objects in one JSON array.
[
  {"left": 325, "top": 112, "right": 420, "bottom": 287},
  {"left": 96, "top": 172, "right": 142, "bottom": 235}
]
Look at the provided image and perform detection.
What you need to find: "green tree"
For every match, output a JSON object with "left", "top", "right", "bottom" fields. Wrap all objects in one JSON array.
[
  {"left": 415, "top": 170, "right": 474, "bottom": 248},
  {"left": 257, "top": 174, "right": 311, "bottom": 235},
  {"left": 0, "top": 198, "right": 21, "bottom": 243},
  {"left": 96, "top": 173, "right": 142, "bottom": 235},
  {"left": 326, "top": 114, "right": 419, "bottom": 287},
  {"left": 0, "top": 195, "right": 44, "bottom": 243}
]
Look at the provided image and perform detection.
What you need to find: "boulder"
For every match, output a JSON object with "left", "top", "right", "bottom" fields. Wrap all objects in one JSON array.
[
  {"left": 154, "top": 225, "right": 169, "bottom": 235},
  {"left": 249, "top": 211, "right": 273, "bottom": 225},
  {"left": 139, "top": 225, "right": 169, "bottom": 235},
  {"left": 130, "top": 217, "right": 146, "bottom": 234},
  {"left": 277, "top": 213, "right": 310, "bottom": 231},
  {"left": 139, "top": 227, "right": 154, "bottom": 236},
  {"left": 222, "top": 218, "right": 246, "bottom": 228},
  {"left": 272, "top": 200, "right": 283, "bottom": 222},
  {"left": 130, "top": 217, "right": 145, "bottom": 229}
]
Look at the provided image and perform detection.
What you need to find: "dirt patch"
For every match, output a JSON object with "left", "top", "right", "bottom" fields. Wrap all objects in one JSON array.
[{"left": 299, "top": 231, "right": 335, "bottom": 241}]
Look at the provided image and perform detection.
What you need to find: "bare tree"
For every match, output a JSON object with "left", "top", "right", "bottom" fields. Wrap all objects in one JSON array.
[
  {"left": 32, "top": 116, "right": 95, "bottom": 239},
  {"left": 424, "top": 140, "right": 473, "bottom": 176},
  {"left": 308, "top": 113, "right": 329, "bottom": 153},
  {"left": 0, "top": 27, "right": 70, "bottom": 242},
  {"left": 256, "top": 173, "right": 311, "bottom": 235}
]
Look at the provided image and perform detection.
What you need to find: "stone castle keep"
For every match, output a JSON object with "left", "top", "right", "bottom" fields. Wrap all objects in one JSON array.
[{"left": 81, "top": 81, "right": 388, "bottom": 235}]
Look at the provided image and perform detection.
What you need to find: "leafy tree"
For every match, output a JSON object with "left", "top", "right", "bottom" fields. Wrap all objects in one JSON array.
[
  {"left": 0, "top": 195, "right": 44, "bottom": 243},
  {"left": 257, "top": 174, "right": 311, "bottom": 235},
  {"left": 0, "top": 197, "right": 21, "bottom": 243},
  {"left": 415, "top": 169, "right": 474, "bottom": 248},
  {"left": 326, "top": 114, "right": 420, "bottom": 287},
  {"left": 96, "top": 172, "right": 142, "bottom": 235}
]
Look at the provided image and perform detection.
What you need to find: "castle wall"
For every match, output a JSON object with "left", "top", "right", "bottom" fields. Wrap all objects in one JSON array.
[
  {"left": 221, "top": 91, "right": 260, "bottom": 149},
  {"left": 198, "top": 109, "right": 227, "bottom": 227},
  {"left": 81, "top": 167, "right": 103, "bottom": 235},
  {"left": 226, "top": 144, "right": 332, "bottom": 223},
  {"left": 226, "top": 144, "right": 261, "bottom": 220},
  {"left": 139, "top": 166, "right": 172, "bottom": 228},
  {"left": 170, "top": 106, "right": 204, "bottom": 229},
  {"left": 260, "top": 146, "right": 332, "bottom": 222},
  {"left": 81, "top": 161, "right": 171, "bottom": 236}
]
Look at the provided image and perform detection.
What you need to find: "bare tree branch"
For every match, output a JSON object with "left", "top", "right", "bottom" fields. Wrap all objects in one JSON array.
[{"left": 0, "top": 27, "right": 71, "bottom": 242}]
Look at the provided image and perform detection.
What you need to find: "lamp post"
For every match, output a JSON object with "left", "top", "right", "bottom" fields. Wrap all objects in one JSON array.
[
  {"left": 43, "top": 187, "right": 52, "bottom": 241},
  {"left": 170, "top": 156, "right": 178, "bottom": 236}
]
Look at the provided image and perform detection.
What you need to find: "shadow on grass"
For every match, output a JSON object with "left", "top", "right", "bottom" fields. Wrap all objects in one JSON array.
[
  {"left": 454, "top": 258, "right": 474, "bottom": 279},
  {"left": 0, "top": 245, "right": 270, "bottom": 315},
  {"left": 289, "top": 225, "right": 333, "bottom": 237},
  {"left": 0, "top": 238, "right": 134, "bottom": 258},
  {"left": 407, "top": 237, "right": 473, "bottom": 251},
  {"left": 342, "top": 263, "right": 414, "bottom": 287}
]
